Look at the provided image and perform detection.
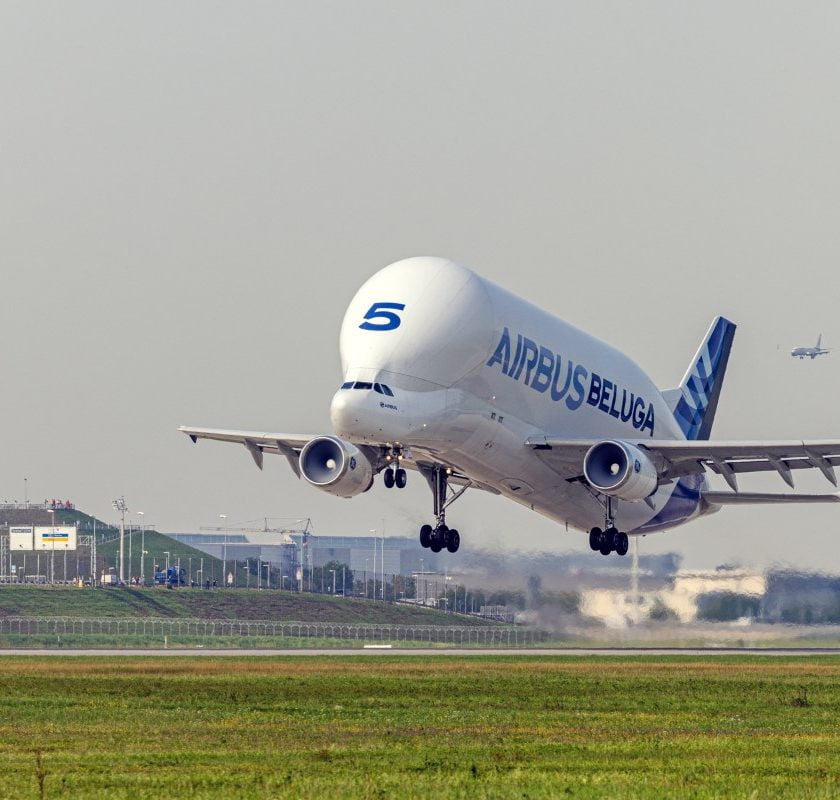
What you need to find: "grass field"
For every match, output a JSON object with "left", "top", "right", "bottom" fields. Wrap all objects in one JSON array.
[{"left": 3, "top": 656, "right": 840, "bottom": 799}]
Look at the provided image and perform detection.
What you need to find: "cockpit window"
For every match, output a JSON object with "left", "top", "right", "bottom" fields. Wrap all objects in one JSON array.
[{"left": 343, "top": 380, "right": 391, "bottom": 392}]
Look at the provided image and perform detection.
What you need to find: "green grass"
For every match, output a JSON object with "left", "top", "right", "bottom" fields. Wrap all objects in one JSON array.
[
  {"left": 2, "top": 656, "right": 840, "bottom": 798},
  {"left": 0, "top": 585, "right": 495, "bottom": 626}
]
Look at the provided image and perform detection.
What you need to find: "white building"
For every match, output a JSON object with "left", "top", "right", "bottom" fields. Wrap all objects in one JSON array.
[{"left": 580, "top": 568, "right": 766, "bottom": 628}]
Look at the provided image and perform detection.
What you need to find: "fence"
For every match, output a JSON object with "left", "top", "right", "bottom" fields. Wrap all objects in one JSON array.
[{"left": 0, "top": 616, "right": 547, "bottom": 645}]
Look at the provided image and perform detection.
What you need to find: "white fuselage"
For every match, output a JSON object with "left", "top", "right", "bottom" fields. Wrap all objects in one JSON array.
[
  {"left": 791, "top": 347, "right": 828, "bottom": 359},
  {"left": 329, "top": 257, "right": 710, "bottom": 536}
]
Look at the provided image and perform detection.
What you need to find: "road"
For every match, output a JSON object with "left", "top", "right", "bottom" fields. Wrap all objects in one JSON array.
[{"left": 2, "top": 647, "right": 840, "bottom": 656}]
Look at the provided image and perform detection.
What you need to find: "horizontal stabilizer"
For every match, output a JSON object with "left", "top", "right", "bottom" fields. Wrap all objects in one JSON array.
[{"left": 703, "top": 491, "right": 840, "bottom": 505}]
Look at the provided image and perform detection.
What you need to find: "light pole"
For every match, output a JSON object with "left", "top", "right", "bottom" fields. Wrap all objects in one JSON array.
[
  {"left": 329, "top": 569, "right": 336, "bottom": 595},
  {"left": 164, "top": 550, "right": 170, "bottom": 582},
  {"left": 369, "top": 529, "right": 376, "bottom": 600},
  {"left": 380, "top": 519, "right": 385, "bottom": 600},
  {"left": 219, "top": 514, "right": 227, "bottom": 589},
  {"left": 112, "top": 497, "right": 127, "bottom": 583},
  {"left": 282, "top": 574, "right": 288, "bottom": 590},
  {"left": 46, "top": 509, "right": 55, "bottom": 584},
  {"left": 137, "top": 512, "right": 145, "bottom": 585}
]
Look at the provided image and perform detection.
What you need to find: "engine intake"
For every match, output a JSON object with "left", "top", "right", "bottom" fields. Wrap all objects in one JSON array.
[
  {"left": 299, "top": 436, "right": 374, "bottom": 498},
  {"left": 583, "top": 440, "right": 658, "bottom": 501}
]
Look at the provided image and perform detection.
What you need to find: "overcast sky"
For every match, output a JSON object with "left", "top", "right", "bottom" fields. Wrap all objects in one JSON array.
[{"left": 2, "top": 2, "right": 840, "bottom": 571}]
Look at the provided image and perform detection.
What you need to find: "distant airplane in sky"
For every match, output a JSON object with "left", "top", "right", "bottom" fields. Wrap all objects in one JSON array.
[
  {"left": 181, "top": 257, "right": 840, "bottom": 558},
  {"left": 791, "top": 334, "right": 831, "bottom": 359}
]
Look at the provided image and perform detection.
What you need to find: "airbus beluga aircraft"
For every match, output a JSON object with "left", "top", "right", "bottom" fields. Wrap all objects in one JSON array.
[{"left": 181, "top": 257, "right": 840, "bottom": 557}]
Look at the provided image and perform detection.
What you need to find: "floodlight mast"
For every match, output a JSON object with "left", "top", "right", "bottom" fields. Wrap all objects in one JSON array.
[{"left": 112, "top": 497, "right": 128, "bottom": 582}]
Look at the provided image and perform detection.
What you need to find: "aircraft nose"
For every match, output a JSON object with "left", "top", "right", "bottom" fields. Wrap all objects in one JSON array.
[
  {"left": 330, "top": 386, "right": 407, "bottom": 442},
  {"left": 330, "top": 388, "right": 381, "bottom": 438},
  {"left": 330, "top": 390, "right": 357, "bottom": 435}
]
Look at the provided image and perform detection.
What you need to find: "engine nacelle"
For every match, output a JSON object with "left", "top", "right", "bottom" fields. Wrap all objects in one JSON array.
[
  {"left": 583, "top": 440, "right": 658, "bottom": 501},
  {"left": 299, "top": 436, "right": 374, "bottom": 498}
]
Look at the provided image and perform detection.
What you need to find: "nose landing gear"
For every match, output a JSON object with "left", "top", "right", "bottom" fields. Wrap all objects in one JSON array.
[
  {"left": 418, "top": 465, "right": 467, "bottom": 554},
  {"left": 381, "top": 447, "right": 407, "bottom": 489}
]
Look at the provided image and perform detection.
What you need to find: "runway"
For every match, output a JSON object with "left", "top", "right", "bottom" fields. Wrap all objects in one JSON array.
[{"left": 2, "top": 647, "right": 840, "bottom": 657}]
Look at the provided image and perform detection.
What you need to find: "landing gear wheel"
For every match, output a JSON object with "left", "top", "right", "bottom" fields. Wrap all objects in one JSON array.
[
  {"left": 589, "top": 527, "right": 603, "bottom": 551},
  {"left": 615, "top": 531, "right": 629, "bottom": 557},
  {"left": 419, "top": 524, "right": 432, "bottom": 548},
  {"left": 446, "top": 529, "right": 460, "bottom": 553},
  {"left": 395, "top": 468, "right": 407, "bottom": 489},
  {"left": 430, "top": 524, "right": 447, "bottom": 553},
  {"left": 600, "top": 527, "right": 614, "bottom": 556},
  {"left": 383, "top": 469, "right": 395, "bottom": 489}
]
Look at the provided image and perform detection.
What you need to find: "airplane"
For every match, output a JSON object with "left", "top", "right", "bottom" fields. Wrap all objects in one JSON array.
[
  {"left": 180, "top": 257, "right": 840, "bottom": 558},
  {"left": 791, "top": 334, "right": 831, "bottom": 360}
]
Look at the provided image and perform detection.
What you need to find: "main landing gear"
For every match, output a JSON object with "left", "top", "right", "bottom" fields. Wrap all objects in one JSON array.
[
  {"left": 418, "top": 465, "right": 468, "bottom": 554},
  {"left": 589, "top": 526, "right": 629, "bottom": 557},
  {"left": 588, "top": 496, "right": 629, "bottom": 557},
  {"left": 382, "top": 447, "right": 407, "bottom": 489}
]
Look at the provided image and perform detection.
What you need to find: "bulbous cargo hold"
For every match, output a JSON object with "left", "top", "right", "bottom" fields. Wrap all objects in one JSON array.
[
  {"left": 583, "top": 440, "right": 658, "bottom": 501},
  {"left": 299, "top": 436, "right": 374, "bottom": 498}
]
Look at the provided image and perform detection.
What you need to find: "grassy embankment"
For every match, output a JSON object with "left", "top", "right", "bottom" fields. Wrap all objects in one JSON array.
[
  {"left": 3, "top": 656, "right": 840, "bottom": 799},
  {"left": 0, "top": 585, "right": 489, "bottom": 625},
  {"left": 95, "top": 529, "right": 225, "bottom": 584}
]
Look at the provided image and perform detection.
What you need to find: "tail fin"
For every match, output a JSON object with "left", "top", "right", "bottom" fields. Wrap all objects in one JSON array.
[
  {"left": 664, "top": 316, "right": 737, "bottom": 440},
  {"left": 817, "top": 333, "right": 822, "bottom": 349}
]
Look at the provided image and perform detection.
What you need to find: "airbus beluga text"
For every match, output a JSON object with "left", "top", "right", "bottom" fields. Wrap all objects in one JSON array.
[{"left": 181, "top": 257, "right": 840, "bottom": 558}]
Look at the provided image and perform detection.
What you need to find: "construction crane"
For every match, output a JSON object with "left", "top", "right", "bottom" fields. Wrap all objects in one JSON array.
[{"left": 199, "top": 517, "right": 313, "bottom": 590}]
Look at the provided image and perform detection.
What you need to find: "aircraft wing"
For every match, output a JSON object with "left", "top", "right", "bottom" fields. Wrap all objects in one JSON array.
[
  {"left": 179, "top": 426, "right": 499, "bottom": 493},
  {"left": 526, "top": 437, "right": 840, "bottom": 492},
  {"left": 178, "top": 426, "right": 319, "bottom": 476}
]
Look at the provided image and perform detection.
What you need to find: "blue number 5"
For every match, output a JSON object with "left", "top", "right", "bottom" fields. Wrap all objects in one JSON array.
[{"left": 359, "top": 302, "right": 405, "bottom": 331}]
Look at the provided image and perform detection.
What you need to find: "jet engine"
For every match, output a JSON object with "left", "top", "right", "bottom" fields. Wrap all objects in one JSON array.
[
  {"left": 299, "top": 435, "right": 374, "bottom": 498},
  {"left": 583, "top": 440, "right": 658, "bottom": 501}
]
